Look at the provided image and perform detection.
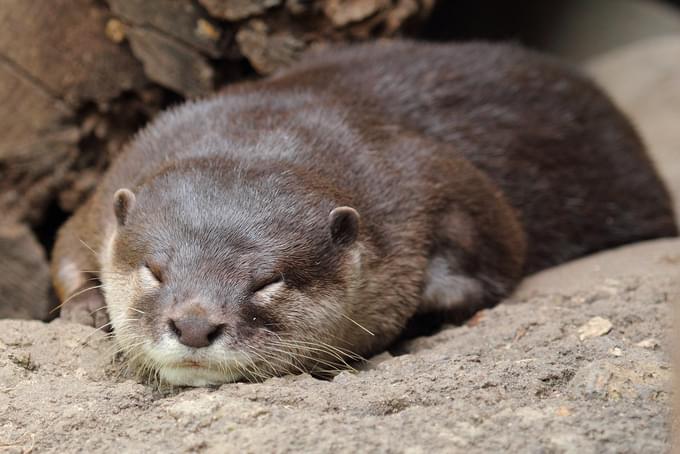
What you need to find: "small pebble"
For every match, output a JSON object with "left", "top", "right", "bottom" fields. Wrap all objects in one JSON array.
[
  {"left": 608, "top": 347, "right": 623, "bottom": 357},
  {"left": 556, "top": 406, "right": 571, "bottom": 417},
  {"left": 577, "top": 316, "right": 613, "bottom": 341},
  {"left": 105, "top": 18, "right": 126, "bottom": 43},
  {"left": 635, "top": 338, "right": 659, "bottom": 350}
]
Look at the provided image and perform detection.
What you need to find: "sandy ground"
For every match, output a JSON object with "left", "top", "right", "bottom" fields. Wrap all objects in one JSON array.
[
  {"left": 1, "top": 37, "right": 679, "bottom": 453},
  {"left": 0, "top": 263, "right": 676, "bottom": 453}
]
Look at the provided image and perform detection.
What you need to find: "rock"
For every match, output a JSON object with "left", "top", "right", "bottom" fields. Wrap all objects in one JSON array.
[
  {"left": 607, "top": 347, "right": 623, "bottom": 357},
  {"left": 0, "top": 0, "right": 145, "bottom": 227},
  {"left": 555, "top": 406, "right": 571, "bottom": 417},
  {"left": 569, "top": 359, "right": 670, "bottom": 401},
  {"left": 0, "top": 0, "right": 145, "bottom": 105},
  {"left": 105, "top": 18, "right": 126, "bottom": 44},
  {"left": 236, "top": 20, "right": 305, "bottom": 75},
  {"left": 167, "top": 393, "right": 221, "bottom": 419},
  {"left": 577, "top": 316, "right": 613, "bottom": 341},
  {"left": 127, "top": 27, "right": 215, "bottom": 97},
  {"left": 199, "top": 0, "right": 282, "bottom": 21},
  {"left": 109, "top": 0, "right": 224, "bottom": 57},
  {"left": 0, "top": 61, "right": 79, "bottom": 224},
  {"left": 0, "top": 224, "right": 52, "bottom": 320},
  {"left": 548, "top": 433, "right": 592, "bottom": 454},
  {"left": 360, "top": 351, "right": 394, "bottom": 370},
  {"left": 384, "top": 0, "right": 422, "bottom": 34},
  {"left": 324, "top": 0, "right": 390, "bottom": 27},
  {"left": 635, "top": 338, "right": 660, "bottom": 350}
]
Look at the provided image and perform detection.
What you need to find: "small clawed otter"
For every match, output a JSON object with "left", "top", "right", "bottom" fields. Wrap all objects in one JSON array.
[
  {"left": 104, "top": 171, "right": 371, "bottom": 386},
  {"left": 51, "top": 41, "right": 677, "bottom": 386}
]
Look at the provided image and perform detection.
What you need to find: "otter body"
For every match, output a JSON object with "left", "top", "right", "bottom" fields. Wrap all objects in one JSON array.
[{"left": 52, "top": 41, "right": 676, "bottom": 386}]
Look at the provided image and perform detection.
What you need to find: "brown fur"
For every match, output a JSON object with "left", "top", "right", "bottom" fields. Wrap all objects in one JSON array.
[{"left": 51, "top": 40, "right": 676, "bottom": 385}]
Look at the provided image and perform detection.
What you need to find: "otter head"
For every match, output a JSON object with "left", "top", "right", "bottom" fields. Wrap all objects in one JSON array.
[{"left": 101, "top": 164, "right": 370, "bottom": 386}]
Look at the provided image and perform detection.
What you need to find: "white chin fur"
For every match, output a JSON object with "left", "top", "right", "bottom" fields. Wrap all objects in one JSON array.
[
  {"left": 141, "top": 336, "right": 254, "bottom": 386},
  {"left": 159, "top": 365, "right": 244, "bottom": 387}
]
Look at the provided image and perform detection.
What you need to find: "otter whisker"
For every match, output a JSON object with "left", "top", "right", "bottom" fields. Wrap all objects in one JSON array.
[
  {"left": 262, "top": 330, "right": 358, "bottom": 371},
  {"left": 268, "top": 339, "right": 354, "bottom": 370},
  {"left": 313, "top": 339, "right": 365, "bottom": 362},
  {"left": 79, "top": 270, "right": 127, "bottom": 276},
  {"left": 236, "top": 350, "right": 270, "bottom": 381},
  {"left": 321, "top": 304, "right": 375, "bottom": 337},
  {"left": 273, "top": 346, "right": 354, "bottom": 374},
  {"left": 108, "top": 337, "right": 147, "bottom": 360},
  {"left": 266, "top": 330, "right": 364, "bottom": 363},
  {"left": 88, "top": 305, "right": 109, "bottom": 315},
  {"left": 109, "top": 344, "right": 148, "bottom": 381},
  {"left": 106, "top": 341, "right": 144, "bottom": 362},
  {"left": 257, "top": 345, "right": 308, "bottom": 376},
  {"left": 233, "top": 360, "right": 250, "bottom": 383},
  {"left": 78, "top": 238, "right": 100, "bottom": 258},
  {"left": 339, "top": 314, "right": 374, "bottom": 336},
  {"left": 51, "top": 284, "right": 104, "bottom": 313},
  {"left": 272, "top": 336, "right": 364, "bottom": 363},
  {"left": 75, "top": 321, "right": 115, "bottom": 345},
  {"left": 263, "top": 344, "right": 347, "bottom": 374},
  {"left": 238, "top": 354, "right": 271, "bottom": 383},
  {"left": 243, "top": 343, "right": 278, "bottom": 376}
]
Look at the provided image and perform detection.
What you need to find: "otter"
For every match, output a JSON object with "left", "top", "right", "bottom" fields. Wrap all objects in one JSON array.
[{"left": 51, "top": 41, "right": 677, "bottom": 387}]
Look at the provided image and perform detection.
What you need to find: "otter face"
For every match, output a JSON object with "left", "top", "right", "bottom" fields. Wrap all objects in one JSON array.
[{"left": 101, "top": 181, "right": 366, "bottom": 387}]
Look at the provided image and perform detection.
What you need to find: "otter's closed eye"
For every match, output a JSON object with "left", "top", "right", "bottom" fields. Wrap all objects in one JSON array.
[
  {"left": 252, "top": 275, "right": 283, "bottom": 293},
  {"left": 144, "top": 261, "right": 164, "bottom": 283}
]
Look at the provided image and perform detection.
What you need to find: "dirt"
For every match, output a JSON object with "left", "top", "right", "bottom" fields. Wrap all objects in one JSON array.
[{"left": 1, "top": 37, "right": 678, "bottom": 453}]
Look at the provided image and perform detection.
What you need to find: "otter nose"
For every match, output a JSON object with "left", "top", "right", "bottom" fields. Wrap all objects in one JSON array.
[{"left": 168, "top": 317, "right": 224, "bottom": 348}]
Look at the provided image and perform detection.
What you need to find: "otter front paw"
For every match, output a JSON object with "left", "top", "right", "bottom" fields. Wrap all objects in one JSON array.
[{"left": 59, "top": 284, "right": 110, "bottom": 330}]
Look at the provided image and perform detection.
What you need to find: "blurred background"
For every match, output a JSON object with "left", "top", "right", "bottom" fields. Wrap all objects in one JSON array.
[{"left": 1, "top": 0, "right": 679, "bottom": 320}]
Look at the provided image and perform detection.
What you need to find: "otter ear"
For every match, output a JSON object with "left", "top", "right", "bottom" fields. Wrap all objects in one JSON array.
[
  {"left": 113, "top": 188, "right": 136, "bottom": 227},
  {"left": 329, "top": 206, "right": 360, "bottom": 247}
]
